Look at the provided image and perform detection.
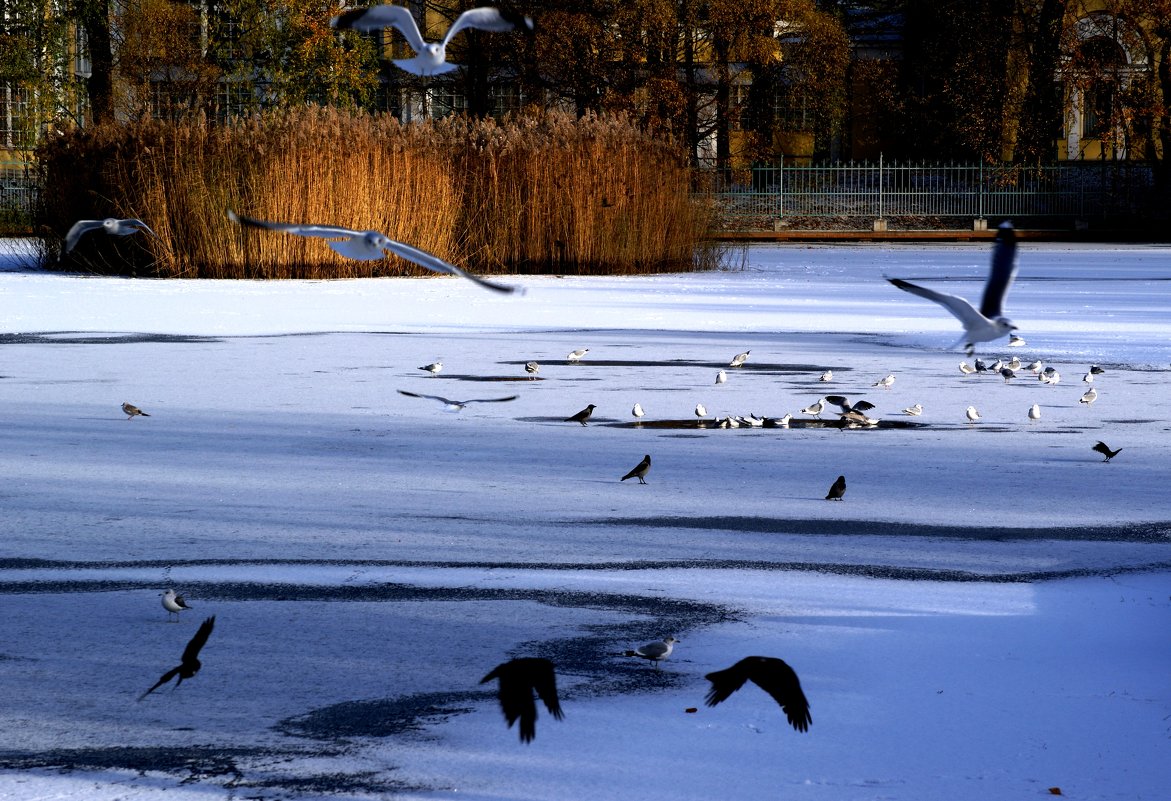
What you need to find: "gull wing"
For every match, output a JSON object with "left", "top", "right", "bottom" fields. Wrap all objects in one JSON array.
[
  {"left": 122, "top": 218, "right": 159, "bottom": 238},
  {"left": 228, "top": 210, "right": 361, "bottom": 240},
  {"left": 64, "top": 220, "right": 104, "bottom": 253},
  {"left": 331, "top": 3, "right": 427, "bottom": 52},
  {"left": 980, "top": 222, "right": 1018, "bottom": 320},
  {"left": 381, "top": 239, "right": 522, "bottom": 295},
  {"left": 397, "top": 389, "right": 456, "bottom": 405},
  {"left": 443, "top": 7, "right": 531, "bottom": 46},
  {"left": 888, "top": 278, "right": 987, "bottom": 327}
]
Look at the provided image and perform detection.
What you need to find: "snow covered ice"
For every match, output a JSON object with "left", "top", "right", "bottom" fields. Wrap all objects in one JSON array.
[{"left": 0, "top": 238, "right": 1168, "bottom": 800}]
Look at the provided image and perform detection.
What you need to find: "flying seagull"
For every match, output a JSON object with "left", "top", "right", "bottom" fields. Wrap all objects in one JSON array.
[
  {"left": 479, "top": 657, "right": 563, "bottom": 744},
  {"left": 888, "top": 221, "right": 1019, "bottom": 355},
  {"left": 331, "top": 5, "right": 534, "bottom": 76},
  {"left": 621, "top": 454, "right": 651, "bottom": 484},
  {"left": 729, "top": 350, "right": 750, "bottom": 367},
  {"left": 1092, "top": 441, "right": 1122, "bottom": 462},
  {"left": 704, "top": 656, "right": 811, "bottom": 733},
  {"left": 138, "top": 616, "right": 215, "bottom": 701},
  {"left": 64, "top": 218, "right": 158, "bottom": 254},
  {"left": 825, "top": 475, "right": 846, "bottom": 500},
  {"left": 565, "top": 404, "right": 596, "bottom": 425},
  {"left": 418, "top": 361, "right": 443, "bottom": 375},
  {"left": 122, "top": 402, "right": 150, "bottom": 419},
  {"left": 823, "top": 396, "right": 876, "bottom": 416},
  {"left": 397, "top": 389, "right": 517, "bottom": 412},
  {"left": 160, "top": 589, "right": 191, "bottom": 622},
  {"left": 626, "top": 636, "right": 677, "bottom": 668},
  {"left": 227, "top": 211, "right": 520, "bottom": 294}
]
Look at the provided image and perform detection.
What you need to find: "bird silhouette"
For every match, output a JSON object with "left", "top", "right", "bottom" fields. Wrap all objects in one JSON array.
[
  {"left": 138, "top": 616, "right": 215, "bottom": 701},
  {"left": 565, "top": 404, "right": 596, "bottom": 425},
  {"left": 825, "top": 475, "right": 846, "bottom": 500},
  {"left": 621, "top": 454, "right": 651, "bottom": 484},
  {"left": 1092, "top": 441, "right": 1122, "bottom": 462},
  {"left": 704, "top": 656, "right": 812, "bottom": 732},
  {"left": 480, "top": 657, "right": 563, "bottom": 743},
  {"left": 122, "top": 402, "right": 150, "bottom": 419},
  {"left": 397, "top": 389, "right": 516, "bottom": 412}
]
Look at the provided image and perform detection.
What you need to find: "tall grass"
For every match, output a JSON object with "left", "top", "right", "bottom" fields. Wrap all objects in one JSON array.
[{"left": 36, "top": 108, "right": 718, "bottom": 278}]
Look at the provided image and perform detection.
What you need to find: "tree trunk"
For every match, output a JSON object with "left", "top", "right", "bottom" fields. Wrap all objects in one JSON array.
[
  {"left": 77, "top": 0, "right": 116, "bottom": 125},
  {"left": 1014, "top": 0, "right": 1068, "bottom": 165}
]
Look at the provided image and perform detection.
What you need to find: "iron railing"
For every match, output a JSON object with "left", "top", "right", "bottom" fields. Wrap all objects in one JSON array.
[{"left": 0, "top": 160, "right": 38, "bottom": 229}]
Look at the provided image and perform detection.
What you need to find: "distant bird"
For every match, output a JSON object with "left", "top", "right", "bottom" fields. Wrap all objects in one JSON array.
[
  {"left": 823, "top": 396, "right": 876, "bottom": 416},
  {"left": 715, "top": 370, "right": 727, "bottom": 385},
  {"left": 974, "top": 358, "right": 991, "bottom": 373},
  {"left": 825, "top": 475, "right": 846, "bottom": 500},
  {"left": 1027, "top": 360, "right": 1043, "bottom": 374},
  {"left": 1008, "top": 334, "right": 1026, "bottom": 347},
  {"left": 479, "top": 657, "right": 563, "bottom": 744},
  {"left": 1028, "top": 403, "right": 1041, "bottom": 422},
  {"left": 902, "top": 403, "right": 923, "bottom": 416},
  {"left": 1089, "top": 365, "right": 1105, "bottom": 375},
  {"left": 621, "top": 454, "right": 652, "bottom": 484},
  {"left": 695, "top": 403, "right": 708, "bottom": 419},
  {"left": 1000, "top": 367, "right": 1016, "bottom": 382},
  {"left": 331, "top": 4, "right": 534, "bottom": 76},
  {"left": 958, "top": 361, "right": 976, "bottom": 375},
  {"left": 1079, "top": 387, "right": 1098, "bottom": 405},
  {"left": 819, "top": 370, "right": 833, "bottom": 382},
  {"left": 873, "top": 374, "right": 895, "bottom": 390},
  {"left": 729, "top": 350, "right": 750, "bottom": 367},
  {"left": 64, "top": 217, "right": 158, "bottom": 254},
  {"left": 1005, "top": 357, "right": 1022, "bottom": 371},
  {"left": 1082, "top": 371, "right": 1094, "bottom": 383},
  {"left": 801, "top": 398, "right": 826, "bottom": 418},
  {"left": 397, "top": 389, "right": 517, "bottom": 412},
  {"left": 764, "top": 413, "right": 792, "bottom": 428},
  {"left": 987, "top": 358, "right": 1004, "bottom": 372},
  {"left": 160, "top": 589, "right": 191, "bottom": 622},
  {"left": 626, "top": 636, "right": 677, "bottom": 668},
  {"left": 418, "top": 361, "right": 443, "bottom": 375},
  {"left": 1039, "top": 367, "right": 1061, "bottom": 385},
  {"left": 966, "top": 405, "right": 981, "bottom": 423},
  {"left": 1092, "top": 441, "right": 1122, "bottom": 462},
  {"left": 566, "top": 348, "right": 589, "bottom": 362},
  {"left": 565, "top": 404, "right": 596, "bottom": 425},
  {"left": 840, "top": 410, "right": 879, "bottom": 428},
  {"left": 631, "top": 403, "right": 645, "bottom": 421},
  {"left": 704, "top": 656, "right": 811, "bottom": 733},
  {"left": 888, "top": 221, "right": 1019, "bottom": 354},
  {"left": 228, "top": 211, "right": 519, "bottom": 294},
  {"left": 122, "top": 402, "right": 150, "bottom": 419},
  {"left": 524, "top": 361, "right": 540, "bottom": 378},
  {"left": 138, "top": 616, "right": 215, "bottom": 701}
]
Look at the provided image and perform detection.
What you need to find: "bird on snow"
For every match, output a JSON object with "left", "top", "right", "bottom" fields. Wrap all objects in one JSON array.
[
  {"left": 1027, "top": 360, "right": 1043, "bottom": 374},
  {"left": 1089, "top": 365, "right": 1105, "bottom": 375},
  {"left": 479, "top": 657, "right": 563, "bottom": 744},
  {"left": 626, "top": 636, "right": 677, "bottom": 668},
  {"left": 397, "top": 389, "right": 517, "bottom": 412},
  {"left": 1079, "top": 387, "right": 1098, "bottom": 405},
  {"left": 873, "top": 374, "right": 895, "bottom": 390},
  {"left": 888, "top": 221, "right": 1019, "bottom": 354},
  {"left": 565, "top": 404, "right": 596, "bottom": 425},
  {"left": 1092, "top": 441, "right": 1122, "bottom": 462},
  {"left": 1082, "top": 371, "right": 1095, "bottom": 383},
  {"left": 64, "top": 217, "right": 158, "bottom": 254},
  {"left": 825, "top": 475, "right": 846, "bottom": 500},
  {"left": 966, "top": 406, "right": 981, "bottom": 423},
  {"left": 958, "top": 361, "right": 977, "bottom": 375},
  {"left": 122, "top": 402, "right": 150, "bottom": 419},
  {"left": 704, "top": 656, "right": 812, "bottom": 733},
  {"left": 974, "top": 358, "right": 991, "bottom": 373},
  {"left": 524, "top": 361, "right": 540, "bottom": 378},
  {"left": 631, "top": 403, "right": 645, "bottom": 421},
  {"left": 227, "top": 211, "right": 519, "bottom": 294},
  {"left": 138, "top": 616, "right": 215, "bottom": 701},
  {"left": 1039, "top": 367, "right": 1061, "bottom": 385},
  {"left": 715, "top": 370, "right": 727, "bottom": 385},
  {"left": 695, "top": 403, "right": 708, "bottom": 419},
  {"left": 801, "top": 398, "right": 826, "bottom": 418},
  {"left": 1000, "top": 367, "right": 1016, "bottom": 382},
  {"left": 1005, "top": 356, "right": 1022, "bottom": 371},
  {"left": 566, "top": 348, "right": 589, "bottom": 362},
  {"left": 418, "top": 361, "right": 443, "bottom": 375},
  {"left": 729, "top": 350, "right": 750, "bottom": 367},
  {"left": 1008, "top": 334, "right": 1026, "bottom": 347},
  {"left": 621, "top": 454, "right": 652, "bottom": 484},
  {"left": 763, "top": 413, "right": 792, "bottom": 428},
  {"left": 1028, "top": 403, "right": 1041, "bottom": 422},
  {"left": 819, "top": 370, "right": 833, "bottom": 382},
  {"left": 902, "top": 403, "right": 923, "bottom": 416},
  {"left": 330, "top": 4, "right": 534, "bottom": 76},
  {"left": 160, "top": 589, "right": 191, "bottom": 622}
]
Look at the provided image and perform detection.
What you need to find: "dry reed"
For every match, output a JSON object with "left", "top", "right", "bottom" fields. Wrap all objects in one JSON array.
[{"left": 36, "top": 109, "right": 717, "bottom": 278}]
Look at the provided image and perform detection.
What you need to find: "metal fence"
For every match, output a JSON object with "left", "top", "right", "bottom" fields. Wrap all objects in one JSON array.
[
  {"left": 698, "top": 157, "right": 1158, "bottom": 231},
  {"left": 0, "top": 160, "right": 38, "bottom": 230}
]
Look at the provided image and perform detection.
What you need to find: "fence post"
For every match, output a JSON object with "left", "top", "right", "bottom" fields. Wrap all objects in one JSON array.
[
  {"left": 974, "top": 160, "right": 987, "bottom": 230},
  {"left": 873, "top": 153, "right": 887, "bottom": 231},
  {"left": 779, "top": 154, "right": 784, "bottom": 221}
]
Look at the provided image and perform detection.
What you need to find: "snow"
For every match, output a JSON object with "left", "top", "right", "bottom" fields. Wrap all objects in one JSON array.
[{"left": 0, "top": 236, "right": 1168, "bottom": 800}]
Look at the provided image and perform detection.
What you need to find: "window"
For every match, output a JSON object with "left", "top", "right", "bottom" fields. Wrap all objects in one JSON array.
[{"left": 0, "top": 83, "right": 33, "bottom": 150}]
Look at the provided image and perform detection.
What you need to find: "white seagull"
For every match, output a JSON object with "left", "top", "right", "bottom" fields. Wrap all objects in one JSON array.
[
  {"left": 1008, "top": 334, "right": 1026, "bottom": 347},
  {"left": 873, "top": 374, "right": 895, "bottom": 390},
  {"left": 966, "top": 406, "right": 981, "bottom": 424},
  {"left": 902, "top": 403, "right": 923, "bottom": 416},
  {"left": 715, "top": 370, "right": 727, "bottom": 385},
  {"left": 524, "top": 361, "right": 540, "bottom": 378},
  {"left": 1079, "top": 387, "right": 1098, "bottom": 405},
  {"left": 330, "top": 5, "right": 534, "bottom": 76},
  {"left": 227, "top": 211, "right": 520, "bottom": 294},
  {"left": 695, "top": 403, "right": 708, "bottom": 419},
  {"left": 65, "top": 217, "right": 158, "bottom": 254},
  {"left": 819, "top": 370, "right": 833, "bottom": 382},
  {"left": 888, "top": 221, "right": 1019, "bottom": 355},
  {"left": 566, "top": 348, "right": 589, "bottom": 362},
  {"left": 958, "top": 361, "right": 977, "bottom": 375},
  {"left": 161, "top": 589, "right": 191, "bottom": 622},
  {"left": 801, "top": 398, "right": 826, "bottom": 418},
  {"left": 418, "top": 361, "right": 443, "bottom": 375},
  {"left": 632, "top": 403, "right": 645, "bottom": 420},
  {"left": 626, "top": 636, "right": 677, "bottom": 668},
  {"left": 1039, "top": 367, "right": 1061, "bottom": 385},
  {"left": 1028, "top": 403, "right": 1041, "bottom": 422},
  {"left": 397, "top": 389, "right": 516, "bottom": 412},
  {"left": 729, "top": 350, "right": 750, "bottom": 367}
]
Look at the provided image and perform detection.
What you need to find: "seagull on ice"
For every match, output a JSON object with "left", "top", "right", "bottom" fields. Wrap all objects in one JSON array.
[
  {"left": 565, "top": 404, "right": 596, "bottom": 425},
  {"left": 122, "top": 402, "right": 150, "bottom": 419},
  {"left": 966, "top": 406, "right": 981, "bottom": 424},
  {"left": 1005, "top": 357, "right": 1022, "bottom": 371},
  {"left": 626, "top": 636, "right": 677, "bottom": 668},
  {"left": 1092, "top": 441, "right": 1122, "bottom": 462},
  {"left": 729, "top": 350, "right": 750, "bottom": 367},
  {"left": 1028, "top": 403, "right": 1041, "bottom": 422},
  {"left": 888, "top": 221, "right": 1019, "bottom": 354},
  {"left": 397, "top": 389, "right": 517, "bottom": 411},
  {"left": 801, "top": 398, "right": 826, "bottom": 418},
  {"left": 161, "top": 589, "right": 191, "bottom": 621},
  {"left": 64, "top": 218, "right": 158, "bottom": 254},
  {"left": 631, "top": 403, "right": 645, "bottom": 420},
  {"left": 825, "top": 475, "right": 846, "bottom": 500},
  {"left": 823, "top": 396, "right": 876, "bottom": 416},
  {"left": 819, "top": 370, "right": 833, "bottom": 382},
  {"left": 902, "top": 403, "right": 923, "bottom": 416},
  {"left": 1079, "top": 387, "right": 1098, "bottom": 405},
  {"left": 873, "top": 374, "right": 895, "bottom": 390},
  {"left": 480, "top": 657, "right": 563, "bottom": 744},
  {"left": 764, "top": 413, "right": 792, "bottom": 428},
  {"left": 227, "top": 211, "right": 519, "bottom": 294},
  {"left": 138, "top": 616, "right": 215, "bottom": 701},
  {"left": 1000, "top": 367, "right": 1016, "bottom": 382},
  {"left": 695, "top": 403, "right": 708, "bottom": 419},
  {"left": 1008, "top": 334, "right": 1026, "bottom": 347},
  {"left": 959, "top": 361, "right": 977, "bottom": 375},
  {"left": 621, "top": 454, "right": 652, "bottom": 484},
  {"left": 566, "top": 348, "right": 589, "bottom": 362},
  {"left": 1039, "top": 367, "right": 1061, "bottom": 385},
  {"left": 715, "top": 370, "right": 727, "bottom": 385},
  {"left": 524, "top": 361, "right": 540, "bottom": 378},
  {"left": 331, "top": 5, "right": 534, "bottom": 76},
  {"left": 704, "top": 656, "right": 812, "bottom": 733},
  {"left": 418, "top": 361, "right": 443, "bottom": 375},
  {"left": 1027, "top": 360, "right": 1043, "bottom": 374},
  {"left": 1089, "top": 365, "right": 1105, "bottom": 375}
]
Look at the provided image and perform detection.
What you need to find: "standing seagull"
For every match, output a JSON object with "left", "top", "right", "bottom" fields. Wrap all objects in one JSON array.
[
  {"left": 825, "top": 475, "right": 846, "bottom": 501},
  {"left": 138, "top": 616, "right": 215, "bottom": 701},
  {"left": 1028, "top": 403, "right": 1041, "bottom": 422},
  {"left": 626, "top": 636, "right": 677, "bottom": 668},
  {"left": 715, "top": 370, "right": 727, "bottom": 385},
  {"left": 729, "top": 350, "right": 750, "bottom": 368},
  {"left": 396, "top": 389, "right": 517, "bottom": 412},
  {"left": 1079, "top": 387, "right": 1098, "bottom": 405},
  {"left": 966, "top": 406, "right": 981, "bottom": 424},
  {"left": 694, "top": 403, "right": 708, "bottom": 419},
  {"left": 418, "top": 361, "right": 443, "bottom": 375},
  {"left": 888, "top": 221, "right": 1019, "bottom": 354},
  {"left": 1092, "top": 441, "right": 1122, "bottom": 462},
  {"left": 902, "top": 403, "right": 923, "bottom": 416},
  {"left": 631, "top": 403, "right": 645, "bottom": 421},
  {"left": 566, "top": 348, "right": 589, "bottom": 362},
  {"left": 228, "top": 211, "right": 519, "bottom": 294},
  {"left": 331, "top": 5, "right": 534, "bottom": 76},
  {"left": 621, "top": 454, "right": 651, "bottom": 484},
  {"left": 819, "top": 370, "right": 833, "bottom": 382},
  {"left": 479, "top": 657, "right": 563, "bottom": 744},
  {"left": 64, "top": 218, "right": 158, "bottom": 254},
  {"left": 958, "top": 361, "right": 977, "bottom": 375},
  {"left": 160, "top": 589, "right": 191, "bottom": 622},
  {"left": 122, "top": 402, "right": 150, "bottom": 419},
  {"left": 565, "top": 404, "right": 596, "bottom": 425},
  {"left": 801, "top": 398, "right": 826, "bottom": 418},
  {"left": 524, "top": 361, "right": 540, "bottom": 378},
  {"left": 704, "top": 656, "right": 811, "bottom": 733},
  {"left": 873, "top": 374, "right": 896, "bottom": 390}
]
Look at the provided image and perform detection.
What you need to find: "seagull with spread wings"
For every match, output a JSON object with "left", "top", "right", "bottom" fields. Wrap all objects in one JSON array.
[
  {"left": 228, "top": 211, "right": 520, "bottom": 295},
  {"left": 138, "top": 616, "right": 215, "bottom": 700},
  {"left": 65, "top": 218, "right": 158, "bottom": 254},
  {"left": 480, "top": 657, "right": 564, "bottom": 743},
  {"left": 704, "top": 656, "right": 812, "bottom": 733},
  {"left": 397, "top": 389, "right": 517, "bottom": 412}
]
